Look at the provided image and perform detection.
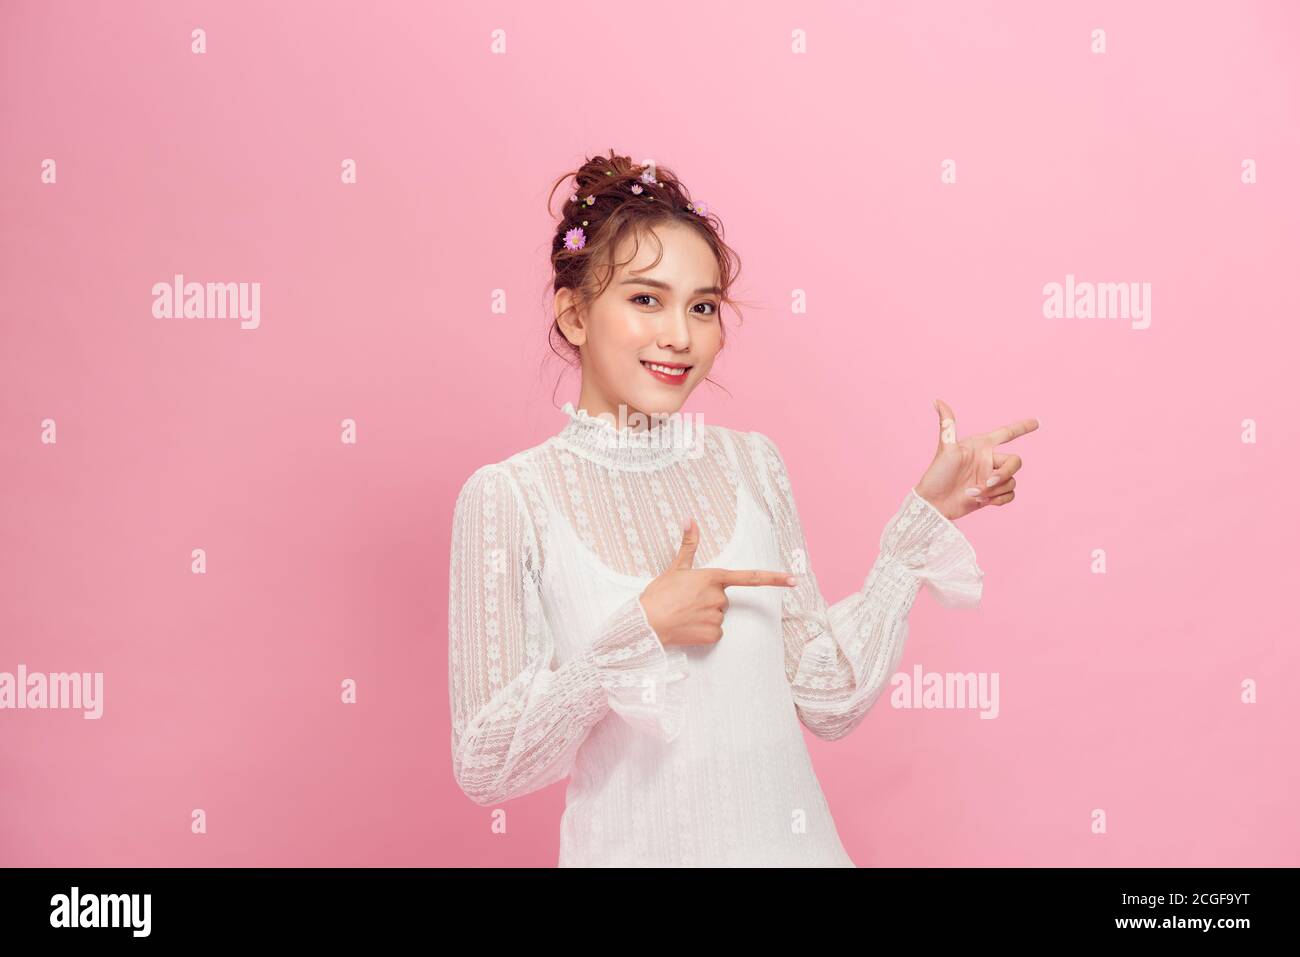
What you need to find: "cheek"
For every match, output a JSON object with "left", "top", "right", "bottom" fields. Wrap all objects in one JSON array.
[
  {"left": 696, "top": 321, "right": 724, "bottom": 360},
  {"left": 590, "top": 308, "right": 650, "bottom": 349},
  {"left": 613, "top": 309, "right": 659, "bottom": 342},
  {"left": 587, "top": 319, "right": 649, "bottom": 376}
]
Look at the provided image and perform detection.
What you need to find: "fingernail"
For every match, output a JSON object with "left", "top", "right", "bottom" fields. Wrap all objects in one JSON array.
[
  {"left": 787, "top": 575, "right": 800, "bottom": 586},
  {"left": 965, "top": 487, "right": 981, "bottom": 496},
  {"left": 986, "top": 475, "right": 998, "bottom": 487}
]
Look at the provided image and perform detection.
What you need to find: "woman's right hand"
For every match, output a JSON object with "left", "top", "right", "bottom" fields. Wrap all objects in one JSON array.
[{"left": 638, "top": 517, "right": 797, "bottom": 647}]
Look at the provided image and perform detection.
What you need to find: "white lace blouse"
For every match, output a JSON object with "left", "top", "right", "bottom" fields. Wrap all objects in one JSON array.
[{"left": 448, "top": 402, "right": 983, "bottom": 866}]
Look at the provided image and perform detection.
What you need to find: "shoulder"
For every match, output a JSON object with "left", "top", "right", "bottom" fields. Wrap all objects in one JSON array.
[
  {"left": 452, "top": 439, "right": 551, "bottom": 517},
  {"left": 710, "top": 423, "right": 784, "bottom": 469},
  {"left": 703, "top": 423, "right": 790, "bottom": 492},
  {"left": 698, "top": 420, "right": 766, "bottom": 454},
  {"left": 451, "top": 463, "right": 510, "bottom": 519}
]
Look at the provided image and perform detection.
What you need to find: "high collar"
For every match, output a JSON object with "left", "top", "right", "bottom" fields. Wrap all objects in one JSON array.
[{"left": 553, "top": 401, "right": 704, "bottom": 471}]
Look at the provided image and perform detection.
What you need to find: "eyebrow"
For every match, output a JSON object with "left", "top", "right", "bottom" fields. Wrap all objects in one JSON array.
[{"left": 619, "top": 277, "right": 722, "bottom": 296}]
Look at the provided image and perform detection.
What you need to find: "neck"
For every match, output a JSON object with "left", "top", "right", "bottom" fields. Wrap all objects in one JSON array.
[
  {"left": 554, "top": 400, "right": 705, "bottom": 472},
  {"left": 573, "top": 383, "right": 664, "bottom": 432}
]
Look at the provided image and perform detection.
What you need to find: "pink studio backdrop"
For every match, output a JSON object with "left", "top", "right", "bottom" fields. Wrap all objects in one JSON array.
[{"left": 2, "top": 0, "right": 1297, "bottom": 867}]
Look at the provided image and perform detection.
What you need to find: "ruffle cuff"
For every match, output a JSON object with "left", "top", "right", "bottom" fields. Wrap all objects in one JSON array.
[
  {"left": 877, "top": 487, "right": 984, "bottom": 609},
  {"left": 580, "top": 594, "right": 689, "bottom": 742}
]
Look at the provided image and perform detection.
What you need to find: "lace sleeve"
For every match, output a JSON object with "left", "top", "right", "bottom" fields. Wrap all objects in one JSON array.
[
  {"left": 747, "top": 432, "right": 983, "bottom": 741},
  {"left": 448, "top": 463, "right": 689, "bottom": 807}
]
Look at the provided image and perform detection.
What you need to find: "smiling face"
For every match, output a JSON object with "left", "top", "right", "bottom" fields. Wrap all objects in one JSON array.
[{"left": 555, "top": 220, "right": 724, "bottom": 427}]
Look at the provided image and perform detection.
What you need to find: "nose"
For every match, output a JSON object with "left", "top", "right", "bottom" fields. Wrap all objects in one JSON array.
[{"left": 655, "top": 307, "right": 692, "bottom": 352}]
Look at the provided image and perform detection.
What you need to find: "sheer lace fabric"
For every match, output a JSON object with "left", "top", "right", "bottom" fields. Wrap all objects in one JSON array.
[{"left": 448, "top": 402, "right": 983, "bottom": 866}]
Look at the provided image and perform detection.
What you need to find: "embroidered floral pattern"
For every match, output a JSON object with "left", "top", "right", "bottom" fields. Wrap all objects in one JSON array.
[{"left": 448, "top": 403, "right": 984, "bottom": 860}]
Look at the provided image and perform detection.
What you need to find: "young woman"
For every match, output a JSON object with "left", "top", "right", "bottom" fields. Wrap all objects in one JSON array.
[{"left": 448, "top": 150, "right": 1038, "bottom": 867}]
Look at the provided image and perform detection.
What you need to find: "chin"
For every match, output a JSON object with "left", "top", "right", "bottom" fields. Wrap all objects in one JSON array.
[{"left": 629, "top": 389, "right": 690, "bottom": 418}]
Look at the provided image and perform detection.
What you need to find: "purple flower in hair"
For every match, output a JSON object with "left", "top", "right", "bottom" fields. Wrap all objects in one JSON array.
[
  {"left": 563, "top": 226, "right": 587, "bottom": 250},
  {"left": 640, "top": 169, "right": 657, "bottom": 185},
  {"left": 688, "top": 201, "right": 709, "bottom": 217},
  {"left": 630, "top": 183, "right": 643, "bottom": 194}
]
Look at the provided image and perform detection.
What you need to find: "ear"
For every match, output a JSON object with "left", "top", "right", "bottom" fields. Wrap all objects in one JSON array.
[{"left": 554, "top": 288, "right": 587, "bottom": 347}]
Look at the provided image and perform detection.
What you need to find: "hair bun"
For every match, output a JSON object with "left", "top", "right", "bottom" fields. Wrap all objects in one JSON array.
[{"left": 572, "top": 152, "right": 639, "bottom": 191}]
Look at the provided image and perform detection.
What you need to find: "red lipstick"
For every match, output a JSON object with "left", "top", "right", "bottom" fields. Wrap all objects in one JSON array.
[{"left": 640, "top": 359, "right": 692, "bottom": 386}]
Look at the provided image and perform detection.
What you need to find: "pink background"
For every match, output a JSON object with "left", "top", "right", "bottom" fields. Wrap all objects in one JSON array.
[{"left": 2, "top": 0, "right": 1297, "bottom": 867}]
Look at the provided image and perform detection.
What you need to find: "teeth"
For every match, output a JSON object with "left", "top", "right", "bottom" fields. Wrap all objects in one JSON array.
[{"left": 644, "top": 362, "right": 687, "bottom": 376}]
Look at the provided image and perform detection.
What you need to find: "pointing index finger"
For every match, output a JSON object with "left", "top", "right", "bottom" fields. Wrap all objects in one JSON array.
[
  {"left": 711, "top": 568, "right": 798, "bottom": 588},
  {"left": 986, "top": 417, "right": 1040, "bottom": 446}
]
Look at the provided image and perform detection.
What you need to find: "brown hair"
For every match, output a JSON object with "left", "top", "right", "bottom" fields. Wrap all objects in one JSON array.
[{"left": 543, "top": 149, "right": 751, "bottom": 395}]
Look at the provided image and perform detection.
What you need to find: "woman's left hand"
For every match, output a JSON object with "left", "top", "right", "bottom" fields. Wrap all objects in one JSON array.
[{"left": 913, "top": 398, "right": 1040, "bottom": 521}]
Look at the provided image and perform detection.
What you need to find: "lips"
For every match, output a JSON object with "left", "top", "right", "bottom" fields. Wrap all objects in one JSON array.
[{"left": 640, "top": 360, "right": 692, "bottom": 385}]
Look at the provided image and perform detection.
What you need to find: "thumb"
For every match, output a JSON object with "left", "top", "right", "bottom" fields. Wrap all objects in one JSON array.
[
  {"left": 934, "top": 398, "right": 957, "bottom": 450},
  {"left": 671, "top": 516, "right": 699, "bottom": 570}
]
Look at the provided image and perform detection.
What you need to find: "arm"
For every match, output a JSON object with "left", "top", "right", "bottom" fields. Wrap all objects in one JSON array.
[
  {"left": 748, "top": 432, "right": 983, "bottom": 741},
  {"left": 448, "top": 463, "right": 689, "bottom": 807}
]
